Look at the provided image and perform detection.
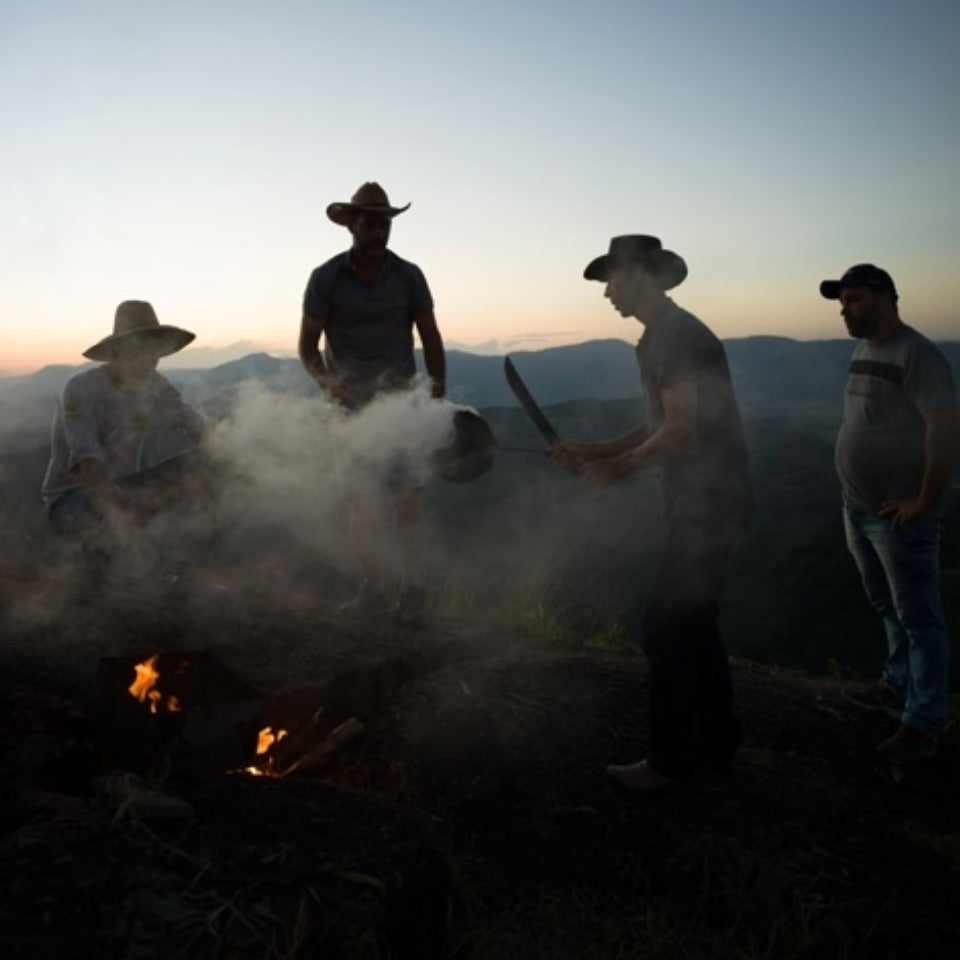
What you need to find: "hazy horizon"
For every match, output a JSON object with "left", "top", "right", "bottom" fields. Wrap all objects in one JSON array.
[{"left": 5, "top": 324, "right": 960, "bottom": 380}]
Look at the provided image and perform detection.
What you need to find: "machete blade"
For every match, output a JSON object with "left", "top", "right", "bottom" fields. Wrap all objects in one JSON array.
[{"left": 504, "top": 356, "right": 561, "bottom": 446}]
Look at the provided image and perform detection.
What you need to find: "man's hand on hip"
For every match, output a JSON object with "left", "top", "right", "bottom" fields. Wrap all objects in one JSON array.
[{"left": 880, "top": 497, "right": 927, "bottom": 529}]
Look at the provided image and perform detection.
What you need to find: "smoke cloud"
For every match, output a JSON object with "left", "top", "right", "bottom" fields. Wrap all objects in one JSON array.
[
  {"left": 0, "top": 365, "right": 667, "bottom": 680},
  {"left": 201, "top": 381, "right": 463, "bottom": 571}
]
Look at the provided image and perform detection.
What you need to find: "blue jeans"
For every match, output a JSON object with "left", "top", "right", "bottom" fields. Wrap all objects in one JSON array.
[{"left": 843, "top": 504, "right": 950, "bottom": 735}]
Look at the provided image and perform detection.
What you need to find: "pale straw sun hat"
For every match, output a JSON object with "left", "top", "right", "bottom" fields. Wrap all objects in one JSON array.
[{"left": 83, "top": 301, "right": 195, "bottom": 362}]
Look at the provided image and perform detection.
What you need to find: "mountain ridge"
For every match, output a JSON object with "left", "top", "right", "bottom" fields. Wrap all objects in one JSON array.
[{"left": 3, "top": 336, "right": 959, "bottom": 455}]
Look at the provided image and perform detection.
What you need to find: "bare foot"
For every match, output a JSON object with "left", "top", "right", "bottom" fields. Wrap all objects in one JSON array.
[{"left": 606, "top": 760, "right": 674, "bottom": 793}]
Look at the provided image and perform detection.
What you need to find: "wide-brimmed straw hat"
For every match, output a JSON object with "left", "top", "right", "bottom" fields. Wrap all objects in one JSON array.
[
  {"left": 584, "top": 235, "right": 688, "bottom": 290},
  {"left": 326, "top": 182, "right": 411, "bottom": 226},
  {"left": 83, "top": 301, "right": 195, "bottom": 362}
]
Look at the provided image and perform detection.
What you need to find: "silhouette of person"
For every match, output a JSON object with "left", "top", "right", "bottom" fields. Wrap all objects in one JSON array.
[
  {"left": 823, "top": 263, "right": 958, "bottom": 764},
  {"left": 298, "top": 182, "right": 446, "bottom": 624},
  {"left": 552, "top": 235, "right": 753, "bottom": 791},
  {"left": 42, "top": 300, "right": 215, "bottom": 586}
]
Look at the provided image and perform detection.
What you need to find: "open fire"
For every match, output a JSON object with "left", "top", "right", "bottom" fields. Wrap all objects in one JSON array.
[
  {"left": 118, "top": 653, "right": 361, "bottom": 779},
  {"left": 244, "top": 725, "right": 289, "bottom": 776},
  {"left": 128, "top": 654, "right": 182, "bottom": 713},
  {"left": 257, "top": 726, "right": 288, "bottom": 755}
]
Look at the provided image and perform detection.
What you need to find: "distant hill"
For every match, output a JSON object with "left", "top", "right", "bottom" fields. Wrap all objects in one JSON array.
[
  {"left": 3, "top": 340, "right": 959, "bottom": 679},
  {"left": 443, "top": 339, "right": 643, "bottom": 407},
  {"left": 2, "top": 336, "right": 958, "bottom": 455}
]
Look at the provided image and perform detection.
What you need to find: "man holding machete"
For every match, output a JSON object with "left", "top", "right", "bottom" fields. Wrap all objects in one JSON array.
[{"left": 551, "top": 235, "right": 753, "bottom": 792}]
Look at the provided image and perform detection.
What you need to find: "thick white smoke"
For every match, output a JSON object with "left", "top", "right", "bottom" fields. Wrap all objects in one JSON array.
[{"left": 196, "top": 381, "right": 465, "bottom": 573}]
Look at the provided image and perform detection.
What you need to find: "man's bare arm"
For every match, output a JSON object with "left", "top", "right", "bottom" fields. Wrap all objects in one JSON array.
[
  {"left": 414, "top": 310, "right": 446, "bottom": 399},
  {"left": 299, "top": 312, "right": 351, "bottom": 404},
  {"left": 553, "top": 425, "right": 651, "bottom": 466},
  {"left": 298, "top": 312, "right": 327, "bottom": 381},
  {"left": 578, "top": 379, "right": 698, "bottom": 485}
]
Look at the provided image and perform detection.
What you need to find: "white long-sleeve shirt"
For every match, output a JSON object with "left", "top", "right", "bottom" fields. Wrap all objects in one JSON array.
[{"left": 41, "top": 365, "right": 206, "bottom": 509}]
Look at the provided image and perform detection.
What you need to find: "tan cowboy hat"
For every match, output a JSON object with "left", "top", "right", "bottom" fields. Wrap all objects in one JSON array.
[
  {"left": 584, "top": 235, "right": 688, "bottom": 290},
  {"left": 326, "top": 182, "right": 411, "bottom": 226},
  {"left": 83, "top": 301, "right": 196, "bottom": 362}
]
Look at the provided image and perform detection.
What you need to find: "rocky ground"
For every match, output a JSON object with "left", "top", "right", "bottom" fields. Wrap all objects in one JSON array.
[{"left": 1, "top": 546, "right": 959, "bottom": 960}]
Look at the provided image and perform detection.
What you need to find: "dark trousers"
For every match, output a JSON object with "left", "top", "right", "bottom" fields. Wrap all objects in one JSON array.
[{"left": 639, "top": 517, "right": 741, "bottom": 781}]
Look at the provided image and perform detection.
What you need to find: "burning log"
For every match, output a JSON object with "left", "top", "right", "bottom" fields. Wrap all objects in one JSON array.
[
  {"left": 265, "top": 706, "right": 325, "bottom": 770},
  {"left": 245, "top": 707, "right": 364, "bottom": 778},
  {"left": 229, "top": 708, "right": 325, "bottom": 777},
  {"left": 99, "top": 651, "right": 364, "bottom": 783},
  {"left": 97, "top": 651, "right": 263, "bottom": 778},
  {"left": 275, "top": 717, "right": 364, "bottom": 779}
]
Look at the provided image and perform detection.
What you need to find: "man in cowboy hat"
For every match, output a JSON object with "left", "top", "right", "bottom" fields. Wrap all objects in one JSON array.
[
  {"left": 551, "top": 235, "right": 753, "bottom": 792},
  {"left": 298, "top": 181, "right": 446, "bottom": 623},
  {"left": 42, "top": 300, "right": 213, "bottom": 581}
]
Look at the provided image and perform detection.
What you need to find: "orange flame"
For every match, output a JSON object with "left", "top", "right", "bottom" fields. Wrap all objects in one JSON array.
[
  {"left": 128, "top": 655, "right": 161, "bottom": 712},
  {"left": 127, "top": 655, "right": 183, "bottom": 713},
  {"left": 242, "top": 726, "right": 289, "bottom": 776},
  {"left": 256, "top": 726, "right": 288, "bottom": 755}
]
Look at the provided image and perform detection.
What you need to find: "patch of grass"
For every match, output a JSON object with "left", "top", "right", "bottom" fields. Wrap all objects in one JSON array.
[
  {"left": 458, "top": 882, "right": 838, "bottom": 960},
  {"left": 948, "top": 693, "right": 960, "bottom": 725},
  {"left": 90, "top": 781, "right": 390, "bottom": 960},
  {"left": 433, "top": 572, "right": 637, "bottom": 653},
  {"left": 516, "top": 601, "right": 633, "bottom": 652},
  {"left": 903, "top": 822, "right": 960, "bottom": 873}
]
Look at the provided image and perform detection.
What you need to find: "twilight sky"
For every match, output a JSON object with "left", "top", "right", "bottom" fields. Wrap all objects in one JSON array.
[{"left": 2, "top": 0, "right": 958, "bottom": 374}]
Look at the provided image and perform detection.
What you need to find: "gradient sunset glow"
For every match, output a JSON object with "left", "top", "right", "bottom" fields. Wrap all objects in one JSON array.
[{"left": 3, "top": 0, "right": 958, "bottom": 375}]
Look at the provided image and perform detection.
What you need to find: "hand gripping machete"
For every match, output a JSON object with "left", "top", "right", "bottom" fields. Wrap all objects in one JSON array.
[{"left": 504, "top": 356, "right": 561, "bottom": 447}]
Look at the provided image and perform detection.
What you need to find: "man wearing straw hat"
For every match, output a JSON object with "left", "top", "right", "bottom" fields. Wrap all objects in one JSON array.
[
  {"left": 298, "top": 182, "right": 446, "bottom": 623},
  {"left": 42, "top": 300, "right": 212, "bottom": 578}
]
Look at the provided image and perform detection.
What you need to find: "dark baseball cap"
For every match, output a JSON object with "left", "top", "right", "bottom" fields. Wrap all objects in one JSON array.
[{"left": 819, "top": 263, "right": 898, "bottom": 300}]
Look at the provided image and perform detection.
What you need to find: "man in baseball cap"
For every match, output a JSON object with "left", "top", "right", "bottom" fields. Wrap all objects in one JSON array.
[
  {"left": 824, "top": 262, "right": 958, "bottom": 766},
  {"left": 819, "top": 263, "right": 898, "bottom": 302}
]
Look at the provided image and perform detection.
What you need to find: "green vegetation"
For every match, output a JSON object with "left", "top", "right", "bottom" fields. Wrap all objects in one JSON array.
[
  {"left": 904, "top": 822, "right": 960, "bottom": 875},
  {"left": 517, "top": 603, "right": 633, "bottom": 652},
  {"left": 459, "top": 885, "right": 837, "bottom": 960}
]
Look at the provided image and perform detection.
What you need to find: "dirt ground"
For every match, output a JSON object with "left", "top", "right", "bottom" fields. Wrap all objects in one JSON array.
[{"left": 1, "top": 553, "right": 959, "bottom": 960}]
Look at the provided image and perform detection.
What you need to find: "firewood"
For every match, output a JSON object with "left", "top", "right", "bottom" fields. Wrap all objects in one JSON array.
[
  {"left": 269, "top": 707, "right": 324, "bottom": 770},
  {"left": 277, "top": 717, "right": 364, "bottom": 778}
]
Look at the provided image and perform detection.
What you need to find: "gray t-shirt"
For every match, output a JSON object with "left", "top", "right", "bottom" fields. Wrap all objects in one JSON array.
[
  {"left": 835, "top": 325, "right": 957, "bottom": 512},
  {"left": 637, "top": 300, "right": 753, "bottom": 523},
  {"left": 302, "top": 249, "right": 434, "bottom": 407}
]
